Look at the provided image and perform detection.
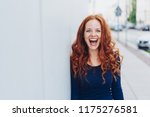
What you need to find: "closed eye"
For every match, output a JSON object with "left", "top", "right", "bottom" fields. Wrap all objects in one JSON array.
[
  {"left": 85, "top": 30, "right": 92, "bottom": 32},
  {"left": 96, "top": 29, "right": 101, "bottom": 32}
]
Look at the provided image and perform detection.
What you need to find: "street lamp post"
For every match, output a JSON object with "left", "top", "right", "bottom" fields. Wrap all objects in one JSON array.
[
  {"left": 125, "top": 0, "right": 128, "bottom": 46},
  {"left": 116, "top": 0, "right": 119, "bottom": 41},
  {"left": 115, "top": 0, "right": 122, "bottom": 41},
  {"left": 117, "top": 13, "right": 119, "bottom": 41}
]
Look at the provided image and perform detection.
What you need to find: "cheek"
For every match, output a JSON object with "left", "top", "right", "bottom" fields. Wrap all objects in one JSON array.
[
  {"left": 84, "top": 33, "right": 88, "bottom": 42},
  {"left": 99, "top": 33, "right": 101, "bottom": 38}
]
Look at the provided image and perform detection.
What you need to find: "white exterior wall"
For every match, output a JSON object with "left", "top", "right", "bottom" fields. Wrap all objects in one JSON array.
[{"left": 0, "top": 0, "right": 88, "bottom": 99}]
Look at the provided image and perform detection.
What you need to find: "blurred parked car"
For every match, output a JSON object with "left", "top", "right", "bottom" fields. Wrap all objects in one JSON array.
[
  {"left": 110, "top": 24, "right": 123, "bottom": 31},
  {"left": 137, "top": 34, "right": 150, "bottom": 50},
  {"left": 125, "top": 22, "right": 135, "bottom": 29},
  {"left": 135, "top": 23, "right": 145, "bottom": 30},
  {"left": 135, "top": 23, "right": 150, "bottom": 31},
  {"left": 142, "top": 25, "right": 150, "bottom": 31}
]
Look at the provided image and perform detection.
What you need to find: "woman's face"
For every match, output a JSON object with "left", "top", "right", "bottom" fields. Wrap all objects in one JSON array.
[{"left": 84, "top": 19, "right": 101, "bottom": 51}]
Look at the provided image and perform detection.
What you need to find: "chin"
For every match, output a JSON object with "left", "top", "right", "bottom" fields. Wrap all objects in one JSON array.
[{"left": 89, "top": 47, "right": 99, "bottom": 50}]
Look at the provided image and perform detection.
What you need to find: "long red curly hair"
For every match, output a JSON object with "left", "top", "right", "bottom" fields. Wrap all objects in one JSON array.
[{"left": 70, "top": 14, "right": 122, "bottom": 81}]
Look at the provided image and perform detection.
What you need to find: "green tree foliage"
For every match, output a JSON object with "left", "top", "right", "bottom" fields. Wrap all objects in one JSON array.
[{"left": 128, "top": 0, "right": 136, "bottom": 24}]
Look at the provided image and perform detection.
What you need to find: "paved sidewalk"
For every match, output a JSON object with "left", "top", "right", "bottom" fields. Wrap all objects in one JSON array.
[{"left": 117, "top": 41, "right": 150, "bottom": 100}]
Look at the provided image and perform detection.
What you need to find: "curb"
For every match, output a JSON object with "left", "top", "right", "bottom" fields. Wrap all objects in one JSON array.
[{"left": 117, "top": 39, "right": 150, "bottom": 67}]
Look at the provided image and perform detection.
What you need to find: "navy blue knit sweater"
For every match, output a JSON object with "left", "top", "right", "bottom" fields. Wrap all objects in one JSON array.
[{"left": 71, "top": 64, "right": 124, "bottom": 100}]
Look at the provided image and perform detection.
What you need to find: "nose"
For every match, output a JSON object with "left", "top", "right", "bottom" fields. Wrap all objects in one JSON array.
[{"left": 91, "top": 31, "right": 97, "bottom": 37}]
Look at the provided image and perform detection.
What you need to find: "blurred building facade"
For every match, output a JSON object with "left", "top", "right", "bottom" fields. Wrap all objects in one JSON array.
[
  {"left": 106, "top": 0, "right": 132, "bottom": 25},
  {"left": 91, "top": 0, "right": 132, "bottom": 25},
  {"left": 92, "top": 0, "right": 150, "bottom": 25},
  {"left": 137, "top": 0, "right": 150, "bottom": 24}
]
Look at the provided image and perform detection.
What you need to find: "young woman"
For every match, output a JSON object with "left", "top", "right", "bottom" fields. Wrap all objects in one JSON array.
[{"left": 70, "top": 14, "right": 124, "bottom": 100}]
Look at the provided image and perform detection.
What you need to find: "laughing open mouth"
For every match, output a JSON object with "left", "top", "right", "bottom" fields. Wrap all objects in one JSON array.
[{"left": 89, "top": 39, "right": 98, "bottom": 45}]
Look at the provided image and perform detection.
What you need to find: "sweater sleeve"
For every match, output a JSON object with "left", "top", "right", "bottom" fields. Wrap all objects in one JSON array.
[
  {"left": 111, "top": 72, "right": 124, "bottom": 100},
  {"left": 71, "top": 70, "right": 79, "bottom": 100}
]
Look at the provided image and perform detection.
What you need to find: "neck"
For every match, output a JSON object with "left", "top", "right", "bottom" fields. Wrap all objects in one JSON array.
[{"left": 88, "top": 49, "right": 100, "bottom": 66}]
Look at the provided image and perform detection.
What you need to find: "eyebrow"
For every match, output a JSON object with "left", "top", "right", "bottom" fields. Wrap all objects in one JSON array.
[{"left": 85, "top": 28, "right": 101, "bottom": 30}]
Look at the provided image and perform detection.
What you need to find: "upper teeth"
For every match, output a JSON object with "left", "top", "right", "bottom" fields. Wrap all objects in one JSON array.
[{"left": 90, "top": 39, "right": 97, "bottom": 41}]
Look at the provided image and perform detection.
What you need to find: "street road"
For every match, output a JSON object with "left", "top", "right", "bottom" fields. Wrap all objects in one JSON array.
[
  {"left": 112, "top": 29, "right": 150, "bottom": 67},
  {"left": 112, "top": 29, "right": 150, "bottom": 47},
  {"left": 111, "top": 29, "right": 150, "bottom": 99}
]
